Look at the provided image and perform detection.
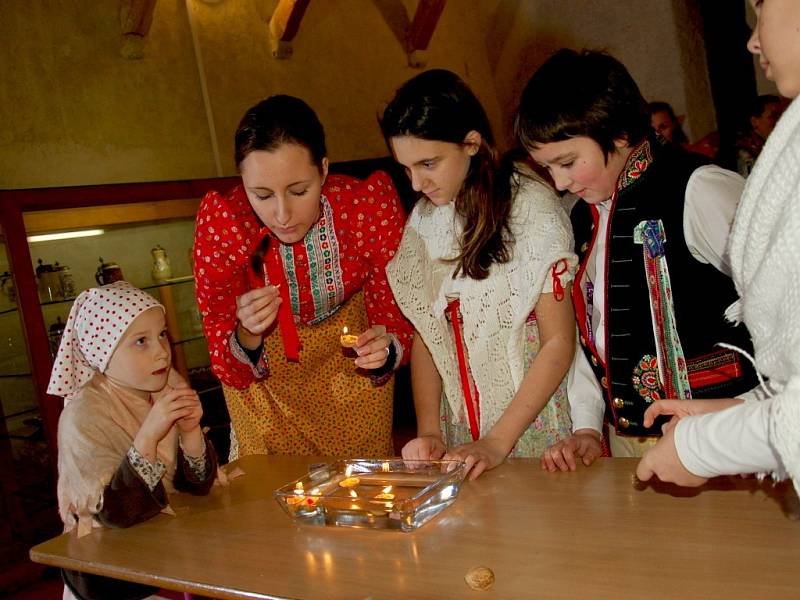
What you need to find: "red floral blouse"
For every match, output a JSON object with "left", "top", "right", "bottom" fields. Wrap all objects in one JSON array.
[{"left": 193, "top": 171, "right": 413, "bottom": 389}]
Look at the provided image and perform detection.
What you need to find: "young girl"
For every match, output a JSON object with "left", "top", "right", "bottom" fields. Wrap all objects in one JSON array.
[
  {"left": 49, "top": 281, "right": 217, "bottom": 600},
  {"left": 380, "top": 70, "right": 577, "bottom": 479},
  {"left": 637, "top": 0, "right": 800, "bottom": 493},
  {"left": 193, "top": 95, "right": 413, "bottom": 458}
]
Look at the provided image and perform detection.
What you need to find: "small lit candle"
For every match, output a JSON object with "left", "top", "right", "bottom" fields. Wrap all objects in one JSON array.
[
  {"left": 305, "top": 488, "right": 320, "bottom": 506},
  {"left": 339, "top": 464, "right": 360, "bottom": 488},
  {"left": 286, "top": 481, "right": 306, "bottom": 506},
  {"left": 340, "top": 326, "right": 359, "bottom": 348},
  {"left": 374, "top": 485, "right": 395, "bottom": 501},
  {"left": 381, "top": 461, "right": 390, "bottom": 473}
]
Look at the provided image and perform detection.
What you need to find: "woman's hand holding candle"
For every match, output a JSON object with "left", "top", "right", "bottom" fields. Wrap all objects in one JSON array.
[
  {"left": 346, "top": 324, "right": 393, "bottom": 369},
  {"left": 339, "top": 326, "right": 359, "bottom": 347},
  {"left": 236, "top": 285, "right": 282, "bottom": 347}
]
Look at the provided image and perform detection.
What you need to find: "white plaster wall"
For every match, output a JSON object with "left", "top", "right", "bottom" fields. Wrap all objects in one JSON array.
[
  {"left": 486, "top": 0, "right": 716, "bottom": 143},
  {"left": 1, "top": 1, "right": 724, "bottom": 189},
  {"left": 0, "top": 0, "right": 503, "bottom": 189}
]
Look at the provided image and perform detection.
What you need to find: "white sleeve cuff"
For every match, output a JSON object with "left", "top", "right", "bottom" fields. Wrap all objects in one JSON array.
[{"left": 674, "top": 400, "right": 784, "bottom": 478}]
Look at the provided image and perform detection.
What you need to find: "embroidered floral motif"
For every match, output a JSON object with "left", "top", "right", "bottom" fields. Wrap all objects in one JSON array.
[
  {"left": 182, "top": 441, "right": 209, "bottom": 480},
  {"left": 616, "top": 139, "right": 653, "bottom": 191},
  {"left": 634, "top": 220, "right": 692, "bottom": 400},
  {"left": 632, "top": 354, "right": 663, "bottom": 403},
  {"left": 281, "top": 195, "right": 346, "bottom": 324},
  {"left": 127, "top": 445, "right": 166, "bottom": 491}
]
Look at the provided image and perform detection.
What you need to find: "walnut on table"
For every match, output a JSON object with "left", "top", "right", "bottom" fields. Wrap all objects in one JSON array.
[{"left": 465, "top": 566, "right": 495, "bottom": 591}]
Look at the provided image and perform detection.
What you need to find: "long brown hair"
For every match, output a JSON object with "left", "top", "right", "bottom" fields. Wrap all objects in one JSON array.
[{"left": 380, "top": 69, "right": 514, "bottom": 280}]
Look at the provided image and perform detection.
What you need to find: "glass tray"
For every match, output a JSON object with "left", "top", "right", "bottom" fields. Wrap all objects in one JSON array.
[{"left": 274, "top": 458, "right": 468, "bottom": 532}]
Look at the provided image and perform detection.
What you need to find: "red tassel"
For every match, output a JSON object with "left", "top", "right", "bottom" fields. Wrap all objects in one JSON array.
[
  {"left": 551, "top": 259, "right": 568, "bottom": 301},
  {"left": 448, "top": 300, "right": 480, "bottom": 441},
  {"left": 264, "top": 249, "right": 302, "bottom": 362}
]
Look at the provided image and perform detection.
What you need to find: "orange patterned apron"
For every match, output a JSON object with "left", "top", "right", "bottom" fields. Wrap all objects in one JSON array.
[{"left": 222, "top": 290, "right": 394, "bottom": 457}]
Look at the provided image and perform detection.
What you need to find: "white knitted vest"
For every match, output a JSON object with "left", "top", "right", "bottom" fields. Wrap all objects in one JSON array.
[
  {"left": 386, "top": 174, "right": 576, "bottom": 434},
  {"left": 728, "top": 95, "right": 800, "bottom": 493}
]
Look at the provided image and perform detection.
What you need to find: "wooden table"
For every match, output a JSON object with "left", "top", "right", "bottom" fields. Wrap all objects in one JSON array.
[{"left": 30, "top": 455, "right": 800, "bottom": 599}]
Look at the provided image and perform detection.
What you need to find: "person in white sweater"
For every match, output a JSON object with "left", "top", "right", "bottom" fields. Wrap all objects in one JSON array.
[
  {"left": 381, "top": 70, "right": 578, "bottom": 480},
  {"left": 637, "top": 0, "right": 800, "bottom": 495}
]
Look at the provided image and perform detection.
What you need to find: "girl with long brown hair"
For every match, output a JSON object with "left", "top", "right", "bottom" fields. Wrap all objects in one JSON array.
[{"left": 381, "top": 70, "right": 577, "bottom": 479}]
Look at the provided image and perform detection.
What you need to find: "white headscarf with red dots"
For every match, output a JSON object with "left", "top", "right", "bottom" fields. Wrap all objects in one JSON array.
[{"left": 47, "top": 281, "right": 164, "bottom": 399}]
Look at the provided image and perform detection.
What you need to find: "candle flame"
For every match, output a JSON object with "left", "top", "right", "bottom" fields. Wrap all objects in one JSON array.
[
  {"left": 381, "top": 461, "right": 390, "bottom": 472},
  {"left": 382, "top": 486, "right": 393, "bottom": 494},
  {"left": 343, "top": 326, "right": 348, "bottom": 335},
  {"left": 295, "top": 481, "right": 304, "bottom": 490},
  {"left": 345, "top": 465, "right": 353, "bottom": 477},
  {"left": 349, "top": 490, "right": 358, "bottom": 498}
]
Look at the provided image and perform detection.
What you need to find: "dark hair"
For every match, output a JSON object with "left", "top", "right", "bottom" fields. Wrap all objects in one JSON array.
[
  {"left": 514, "top": 49, "right": 650, "bottom": 160},
  {"left": 648, "top": 101, "right": 688, "bottom": 145},
  {"left": 379, "top": 69, "right": 513, "bottom": 280},
  {"left": 234, "top": 95, "right": 327, "bottom": 170},
  {"left": 236, "top": 95, "right": 327, "bottom": 274}
]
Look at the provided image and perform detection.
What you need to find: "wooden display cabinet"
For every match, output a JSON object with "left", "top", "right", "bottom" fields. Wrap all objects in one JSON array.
[{"left": 0, "top": 177, "right": 238, "bottom": 586}]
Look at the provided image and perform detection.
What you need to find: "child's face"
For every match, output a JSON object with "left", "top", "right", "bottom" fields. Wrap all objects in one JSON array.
[
  {"left": 748, "top": 0, "right": 800, "bottom": 98},
  {"left": 240, "top": 143, "right": 328, "bottom": 244},
  {"left": 529, "top": 136, "right": 632, "bottom": 205},
  {"left": 104, "top": 307, "right": 171, "bottom": 395},
  {"left": 390, "top": 134, "right": 477, "bottom": 206}
]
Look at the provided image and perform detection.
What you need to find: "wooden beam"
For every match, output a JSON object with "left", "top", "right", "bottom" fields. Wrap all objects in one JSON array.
[
  {"left": 268, "top": 0, "right": 311, "bottom": 59},
  {"left": 406, "top": 0, "right": 446, "bottom": 67},
  {"left": 23, "top": 199, "right": 201, "bottom": 234},
  {"left": 120, "top": 0, "right": 157, "bottom": 59}
]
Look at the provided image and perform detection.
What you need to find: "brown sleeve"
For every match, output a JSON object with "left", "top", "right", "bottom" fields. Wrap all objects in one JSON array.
[
  {"left": 95, "top": 458, "right": 168, "bottom": 529},
  {"left": 173, "top": 433, "right": 218, "bottom": 496}
]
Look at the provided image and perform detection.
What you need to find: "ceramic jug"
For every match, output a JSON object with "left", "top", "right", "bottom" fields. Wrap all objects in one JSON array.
[{"left": 150, "top": 245, "right": 172, "bottom": 282}]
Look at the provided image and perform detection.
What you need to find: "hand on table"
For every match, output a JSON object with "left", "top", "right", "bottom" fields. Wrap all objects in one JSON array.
[
  {"left": 443, "top": 437, "right": 509, "bottom": 481},
  {"left": 402, "top": 434, "right": 446, "bottom": 461},
  {"left": 540, "top": 429, "right": 603, "bottom": 472},
  {"left": 236, "top": 285, "right": 281, "bottom": 339},
  {"left": 635, "top": 423, "right": 708, "bottom": 487},
  {"left": 353, "top": 325, "right": 392, "bottom": 369}
]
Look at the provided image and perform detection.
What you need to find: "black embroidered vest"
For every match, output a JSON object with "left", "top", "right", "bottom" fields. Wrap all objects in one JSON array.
[{"left": 572, "top": 140, "right": 757, "bottom": 437}]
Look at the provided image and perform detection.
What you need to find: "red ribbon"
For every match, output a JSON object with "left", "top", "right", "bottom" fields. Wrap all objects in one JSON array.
[
  {"left": 447, "top": 299, "right": 480, "bottom": 441},
  {"left": 551, "top": 259, "right": 568, "bottom": 301},
  {"left": 264, "top": 248, "right": 302, "bottom": 362}
]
